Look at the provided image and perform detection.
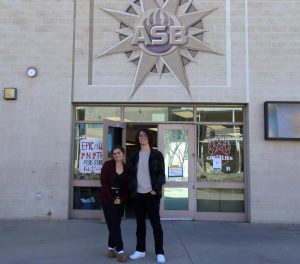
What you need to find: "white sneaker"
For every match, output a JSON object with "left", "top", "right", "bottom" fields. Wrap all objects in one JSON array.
[
  {"left": 156, "top": 254, "right": 166, "bottom": 263},
  {"left": 129, "top": 251, "right": 146, "bottom": 259}
]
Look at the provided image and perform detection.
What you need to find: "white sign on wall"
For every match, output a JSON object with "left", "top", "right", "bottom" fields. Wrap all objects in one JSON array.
[{"left": 79, "top": 139, "right": 103, "bottom": 173}]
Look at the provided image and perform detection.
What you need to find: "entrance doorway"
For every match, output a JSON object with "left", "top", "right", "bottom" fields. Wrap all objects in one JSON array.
[
  {"left": 125, "top": 124, "right": 196, "bottom": 220},
  {"left": 158, "top": 124, "right": 195, "bottom": 219},
  {"left": 72, "top": 105, "right": 246, "bottom": 221}
]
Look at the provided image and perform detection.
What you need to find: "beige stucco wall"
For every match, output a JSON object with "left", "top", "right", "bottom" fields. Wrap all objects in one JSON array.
[
  {"left": 0, "top": 0, "right": 300, "bottom": 223},
  {"left": 0, "top": 0, "right": 74, "bottom": 219},
  {"left": 247, "top": 1, "right": 300, "bottom": 223}
]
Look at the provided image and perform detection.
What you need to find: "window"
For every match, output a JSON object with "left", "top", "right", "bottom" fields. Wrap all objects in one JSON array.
[
  {"left": 197, "top": 125, "right": 244, "bottom": 182},
  {"left": 76, "top": 106, "right": 121, "bottom": 121},
  {"left": 124, "top": 106, "right": 194, "bottom": 122},
  {"left": 73, "top": 124, "right": 103, "bottom": 180},
  {"left": 197, "top": 189, "right": 244, "bottom": 212},
  {"left": 196, "top": 107, "right": 243, "bottom": 122},
  {"left": 264, "top": 102, "right": 300, "bottom": 140},
  {"left": 73, "top": 187, "right": 101, "bottom": 210}
]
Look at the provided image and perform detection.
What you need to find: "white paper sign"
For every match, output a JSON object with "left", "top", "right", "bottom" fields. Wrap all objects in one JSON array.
[
  {"left": 212, "top": 156, "right": 222, "bottom": 170},
  {"left": 168, "top": 167, "right": 183, "bottom": 177},
  {"left": 79, "top": 139, "right": 103, "bottom": 173}
]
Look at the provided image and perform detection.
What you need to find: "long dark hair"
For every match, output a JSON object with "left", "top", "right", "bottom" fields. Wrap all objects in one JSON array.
[{"left": 135, "top": 128, "right": 153, "bottom": 149}]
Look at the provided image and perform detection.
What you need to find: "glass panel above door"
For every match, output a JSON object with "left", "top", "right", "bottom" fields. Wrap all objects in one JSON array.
[
  {"left": 74, "top": 124, "right": 104, "bottom": 180},
  {"left": 168, "top": 107, "right": 194, "bottom": 121},
  {"left": 124, "top": 107, "right": 168, "bottom": 122},
  {"left": 163, "top": 129, "right": 189, "bottom": 182},
  {"left": 124, "top": 106, "right": 194, "bottom": 122},
  {"left": 196, "top": 107, "right": 243, "bottom": 122},
  {"left": 197, "top": 125, "right": 244, "bottom": 182},
  {"left": 76, "top": 106, "right": 121, "bottom": 121}
]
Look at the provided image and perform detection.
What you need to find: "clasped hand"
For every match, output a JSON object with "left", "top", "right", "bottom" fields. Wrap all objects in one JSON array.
[{"left": 113, "top": 197, "right": 121, "bottom": 204}]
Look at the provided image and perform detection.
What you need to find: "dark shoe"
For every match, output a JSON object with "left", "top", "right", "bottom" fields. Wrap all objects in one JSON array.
[
  {"left": 107, "top": 249, "right": 116, "bottom": 258},
  {"left": 117, "top": 252, "right": 128, "bottom": 262}
]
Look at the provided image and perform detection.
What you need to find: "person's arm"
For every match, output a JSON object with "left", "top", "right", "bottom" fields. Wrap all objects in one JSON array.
[{"left": 152, "top": 151, "right": 166, "bottom": 195}]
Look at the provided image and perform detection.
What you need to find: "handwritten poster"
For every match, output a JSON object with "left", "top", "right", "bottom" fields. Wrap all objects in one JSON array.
[{"left": 79, "top": 139, "right": 103, "bottom": 173}]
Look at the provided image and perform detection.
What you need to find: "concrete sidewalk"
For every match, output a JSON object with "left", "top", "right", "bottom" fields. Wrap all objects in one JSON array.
[{"left": 0, "top": 219, "right": 300, "bottom": 264}]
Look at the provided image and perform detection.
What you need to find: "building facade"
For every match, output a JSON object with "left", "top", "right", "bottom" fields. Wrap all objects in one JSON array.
[{"left": 1, "top": 0, "right": 300, "bottom": 223}]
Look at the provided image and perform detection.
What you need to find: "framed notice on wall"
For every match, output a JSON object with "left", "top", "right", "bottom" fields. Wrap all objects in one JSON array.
[{"left": 264, "top": 101, "right": 300, "bottom": 140}]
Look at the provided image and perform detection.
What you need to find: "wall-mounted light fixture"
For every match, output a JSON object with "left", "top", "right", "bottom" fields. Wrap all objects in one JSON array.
[
  {"left": 4, "top": 88, "right": 17, "bottom": 100},
  {"left": 26, "top": 66, "right": 38, "bottom": 78}
]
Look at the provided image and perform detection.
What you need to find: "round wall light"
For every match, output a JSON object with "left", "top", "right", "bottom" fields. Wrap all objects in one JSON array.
[{"left": 27, "top": 66, "right": 38, "bottom": 78}]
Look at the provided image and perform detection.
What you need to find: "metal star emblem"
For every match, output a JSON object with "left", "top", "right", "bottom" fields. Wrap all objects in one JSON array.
[{"left": 96, "top": 0, "right": 221, "bottom": 98}]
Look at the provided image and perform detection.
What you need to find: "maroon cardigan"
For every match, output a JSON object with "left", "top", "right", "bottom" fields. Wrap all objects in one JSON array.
[{"left": 100, "top": 159, "right": 128, "bottom": 204}]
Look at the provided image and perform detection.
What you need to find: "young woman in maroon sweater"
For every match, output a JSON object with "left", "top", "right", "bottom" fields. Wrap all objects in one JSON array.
[{"left": 100, "top": 145, "right": 128, "bottom": 262}]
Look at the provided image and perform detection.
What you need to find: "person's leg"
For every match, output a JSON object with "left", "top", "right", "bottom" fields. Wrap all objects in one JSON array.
[
  {"left": 114, "top": 204, "right": 128, "bottom": 262},
  {"left": 147, "top": 193, "right": 164, "bottom": 255},
  {"left": 102, "top": 202, "right": 124, "bottom": 252},
  {"left": 115, "top": 204, "right": 125, "bottom": 252},
  {"left": 110, "top": 205, "right": 124, "bottom": 252},
  {"left": 102, "top": 202, "right": 115, "bottom": 249},
  {"left": 134, "top": 194, "right": 147, "bottom": 252}
]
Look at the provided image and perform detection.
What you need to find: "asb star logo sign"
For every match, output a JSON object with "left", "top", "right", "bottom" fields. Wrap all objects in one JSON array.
[{"left": 96, "top": 0, "right": 221, "bottom": 98}]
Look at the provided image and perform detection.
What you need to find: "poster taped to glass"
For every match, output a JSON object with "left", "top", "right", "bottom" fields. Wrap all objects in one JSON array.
[
  {"left": 79, "top": 139, "right": 103, "bottom": 173},
  {"left": 168, "top": 166, "right": 183, "bottom": 178}
]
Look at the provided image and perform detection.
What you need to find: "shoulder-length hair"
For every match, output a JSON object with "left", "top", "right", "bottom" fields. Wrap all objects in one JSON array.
[
  {"left": 135, "top": 128, "right": 153, "bottom": 149},
  {"left": 110, "top": 145, "right": 125, "bottom": 156}
]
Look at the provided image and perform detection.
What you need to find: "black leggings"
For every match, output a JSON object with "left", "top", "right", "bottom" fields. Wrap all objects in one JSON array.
[{"left": 102, "top": 202, "right": 125, "bottom": 252}]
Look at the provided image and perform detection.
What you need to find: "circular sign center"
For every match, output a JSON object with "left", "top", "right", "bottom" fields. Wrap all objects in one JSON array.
[{"left": 133, "top": 9, "right": 187, "bottom": 56}]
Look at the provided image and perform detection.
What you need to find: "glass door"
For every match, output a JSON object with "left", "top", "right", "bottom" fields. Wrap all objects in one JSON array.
[
  {"left": 71, "top": 120, "right": 126, "bottom": 219},
  {"left": 103, "top": 120, "right": 126, "bottom": 161},
  {"left": 158, "top": 124, "right": 195, "bottom": 219}
]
